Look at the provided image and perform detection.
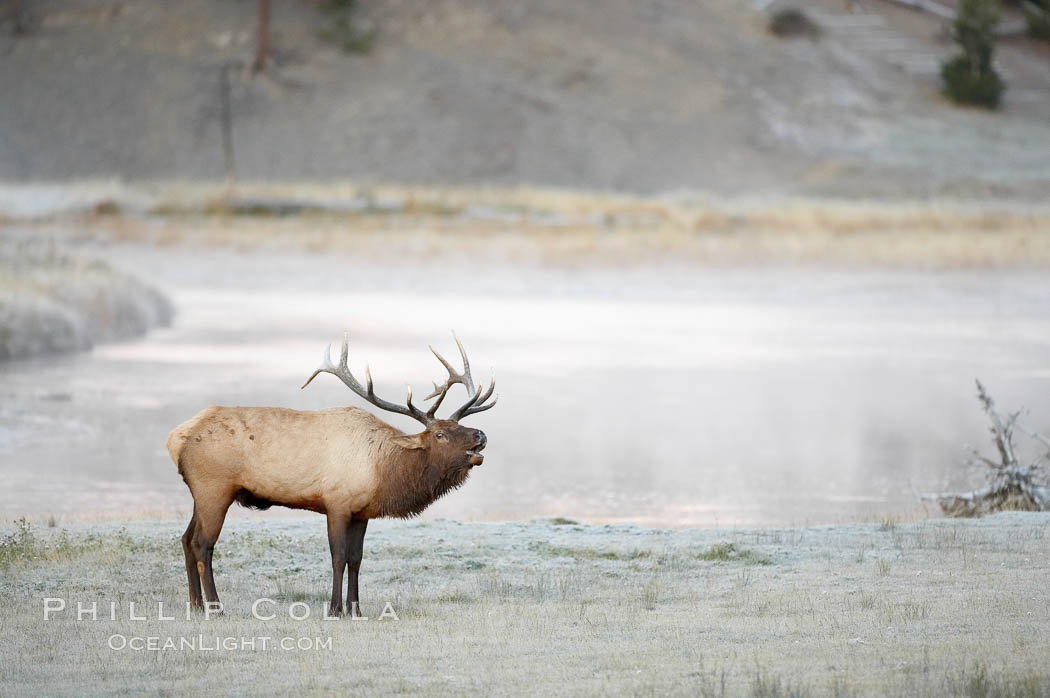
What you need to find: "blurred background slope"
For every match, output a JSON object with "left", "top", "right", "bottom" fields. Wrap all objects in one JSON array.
[
  {"left": 2, "top": 0, "right": 1049, "bottom": 198},
  {"left": 1, "top": 0, "right": 1049, "bottom": 526}
]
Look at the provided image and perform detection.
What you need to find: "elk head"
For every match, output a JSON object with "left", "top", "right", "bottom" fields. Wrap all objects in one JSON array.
[{"left": 301, "top": 331, "right": 496, "bottom": 469}]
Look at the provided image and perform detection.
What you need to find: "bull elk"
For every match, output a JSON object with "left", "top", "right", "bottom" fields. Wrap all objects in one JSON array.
[{"left": 166, "top": 332, "right": 496, "bottom": 616}]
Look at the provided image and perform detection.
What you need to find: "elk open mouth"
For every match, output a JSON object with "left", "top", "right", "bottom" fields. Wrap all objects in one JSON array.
[{"left": 467, "top": 445, "right": 485, "bottom": 466}]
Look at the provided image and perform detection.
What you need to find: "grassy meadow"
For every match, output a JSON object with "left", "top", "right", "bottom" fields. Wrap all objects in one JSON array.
[{"left": 1, "top": 513, "right": 1048, "bottom": 696}]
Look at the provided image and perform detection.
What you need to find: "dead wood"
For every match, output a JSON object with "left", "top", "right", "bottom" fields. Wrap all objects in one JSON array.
[{"left": 924, "top": 380, "right": 1050, "bottom": 517}]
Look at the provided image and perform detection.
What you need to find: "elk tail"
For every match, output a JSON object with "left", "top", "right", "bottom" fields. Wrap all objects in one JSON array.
[{"left": 166, "top": 427, "right": 188, "bottom": 475}]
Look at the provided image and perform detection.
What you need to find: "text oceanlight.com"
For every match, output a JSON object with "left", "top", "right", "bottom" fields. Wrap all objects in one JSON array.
[{"left": 108, "top": 635, "right": 333, "bottom": 652}]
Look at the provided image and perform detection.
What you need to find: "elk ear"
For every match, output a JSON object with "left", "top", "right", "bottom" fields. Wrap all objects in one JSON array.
[{"left": 390, "top": 434, "right": 426, "bottom": 450}]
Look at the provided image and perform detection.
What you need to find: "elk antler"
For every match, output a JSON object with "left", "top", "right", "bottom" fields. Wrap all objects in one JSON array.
[
  {"left": 301, "top": 331, "right": 497, "bottom": 425},
  {"left": 301, "top": 331, "right": 431, "bottom": 426},
  {"left": 425, "top": 332, "right": 497, "bottom": 421}
]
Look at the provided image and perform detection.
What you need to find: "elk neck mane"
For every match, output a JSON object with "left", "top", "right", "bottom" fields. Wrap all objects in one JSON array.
[{"left": 366, "top": 443, "right": 473, "bottom": 519}]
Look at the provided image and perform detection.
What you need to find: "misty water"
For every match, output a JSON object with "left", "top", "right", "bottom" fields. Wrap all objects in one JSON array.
[{"left": 2, "top": 241, "right": 1049, "bottom": 526}]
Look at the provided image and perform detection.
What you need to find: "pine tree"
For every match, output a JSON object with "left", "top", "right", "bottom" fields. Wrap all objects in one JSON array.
[{"left": 940, "top": 0, "right": 1005, "bottom": 109}]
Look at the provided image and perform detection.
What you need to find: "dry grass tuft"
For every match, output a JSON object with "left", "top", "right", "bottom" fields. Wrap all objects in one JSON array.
[{"left": 698, "top": 541, "right": 772, "bottom": 565}]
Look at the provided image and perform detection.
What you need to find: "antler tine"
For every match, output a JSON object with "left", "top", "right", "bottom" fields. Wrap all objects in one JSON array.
[
  {"left": 458, "top": 383, "right": 484, "bottom": 412},
  {"left": 424, "top": 351, "right": 455, "bottom": 401},
  {"left": 301, "top": 331, "right": 431, "bottom": 427},
  {"left": 423, "top": 332, "right": 479, "bottom": 413},
  {"left": 425, "top": 380, "right": 451, "bottom": 419},
  {"left": 301, "top": 342, "right": 335, "bottom": 389},
  {"left": 425, "top": 344, "right": 476, "bottom": 397},
  {"left": 453, "top": 331, "right": 473, "bottom": 387},
  {"left": 422, "top": 331, "right": 490, "bottom": 423},
  {"left": 450, "top": 370, "right": 497, "bottom": 421},
  {"left": 427, "top": 346, "right": 458, "bottom": 383},
  {"left": 339, "top": 330, "right": 349, "bottom": 369},
  {"left": 478, "top": 372, "right": 496, "bottom": 404},
  {"left": 454, "top": 391, "right": 498, "bottom": 419}
]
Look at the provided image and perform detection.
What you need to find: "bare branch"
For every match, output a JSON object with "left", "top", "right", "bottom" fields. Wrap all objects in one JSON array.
[
  {"left": 1017, "top": 424, "right": 1050, "bottom": 450},
  {"left": 975, "top": 379, "right": 1017, "bottom": 467}
]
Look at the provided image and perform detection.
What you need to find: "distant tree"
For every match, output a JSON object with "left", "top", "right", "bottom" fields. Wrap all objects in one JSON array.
[
  {"left": 251, "top": 0, "right": 374, "bottom": 72},
  {"left": 1022, "top": 0, "right": 1050, "bottom": 40},
  {"left": 317, "top": 0, "right": 376, "bottom": 54},
  {"left": 8, "top": 0, "right": 30, "bottom": 35},
  {"left": 940, "top": 0, "right": 1005, "bottom": 109}
]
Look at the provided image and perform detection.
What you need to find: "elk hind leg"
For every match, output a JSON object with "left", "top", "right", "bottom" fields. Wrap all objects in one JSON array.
[
  {"left": 190, "top": 491, "right": 233, "bottom": 610},
  {"left": 181, "top": 508, "right": 204, "bottom": 611}
]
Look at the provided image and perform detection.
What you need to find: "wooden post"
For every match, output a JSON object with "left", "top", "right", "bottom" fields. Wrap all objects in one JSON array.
[
  {"left": 252, "top": 0, "right": 271, "bottom": 73},
  {"left": 220, "top": 64, "right": 235, "bottom": 184}
]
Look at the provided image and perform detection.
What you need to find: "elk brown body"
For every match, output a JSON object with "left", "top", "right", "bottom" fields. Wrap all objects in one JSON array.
[{"left": 166, "top": 332, "right": 495, "bottom": 616}]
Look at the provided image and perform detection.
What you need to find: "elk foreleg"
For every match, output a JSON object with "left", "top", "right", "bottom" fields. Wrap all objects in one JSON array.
[
  {"left": 345, "top": 519, "right": 368, "bottom": 617},
  {"left": 327, "top": 514, "right": 349, "bottom": 617}
]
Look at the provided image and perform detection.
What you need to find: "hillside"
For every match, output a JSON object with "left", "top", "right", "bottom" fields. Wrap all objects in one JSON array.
[{"left": 1, "top": 0, "right": 1049, "bottom": 199}]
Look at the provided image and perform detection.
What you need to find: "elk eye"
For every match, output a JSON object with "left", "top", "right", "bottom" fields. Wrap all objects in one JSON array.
[{"left": 435, "top": 432, "right": 447, "bottom": 440}]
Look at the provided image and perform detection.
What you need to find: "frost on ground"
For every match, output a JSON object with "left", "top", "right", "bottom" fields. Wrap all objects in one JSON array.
[
  {"left": 1, "top": 513, "right": 1048, "bottom": 695},
  {"left": 0, "top": 240, "right": 173, "bottom": 360}
]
